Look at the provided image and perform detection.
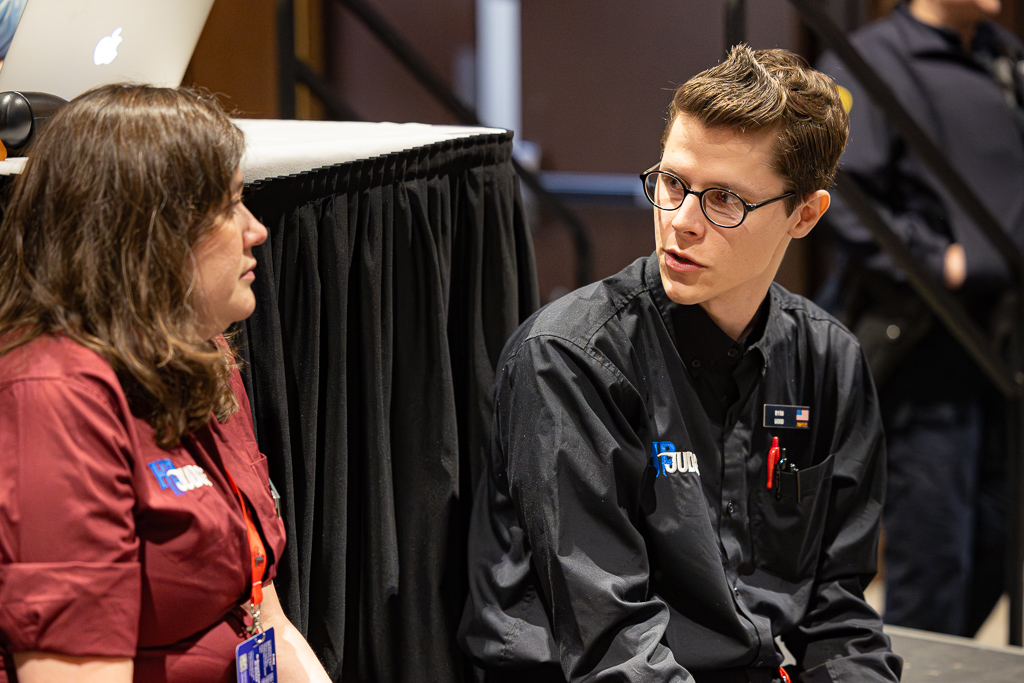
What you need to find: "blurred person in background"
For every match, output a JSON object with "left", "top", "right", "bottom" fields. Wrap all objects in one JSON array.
[{"left": 816, "top": 0, "right": 1024, "bottom": 637}]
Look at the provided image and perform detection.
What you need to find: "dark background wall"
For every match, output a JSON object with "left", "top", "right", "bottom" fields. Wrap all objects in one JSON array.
[
  {"left": 514, "top": 0, "right": 808, "bottom": 303},
  {"left": 183, "top": 0, "right": 1024, "bottom": 303}
]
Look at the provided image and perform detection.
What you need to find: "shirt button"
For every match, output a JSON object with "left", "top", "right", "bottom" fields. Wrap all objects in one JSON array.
[
  {"left": 733, "top": 587, "right": 741, "bottom": 597},
  {"left": 691, "top": 359, "right": 701, "bottom": 368},
  {"left": 725, "top": 501, "right": 736, "bottom": 516},
  {"left": 727, "top": 348, "right": 739, "bottom": 358}
]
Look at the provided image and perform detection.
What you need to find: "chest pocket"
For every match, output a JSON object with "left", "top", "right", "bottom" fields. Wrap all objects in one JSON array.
[{"left": 749, "top": 453, "right": 834, "bottom": 581}]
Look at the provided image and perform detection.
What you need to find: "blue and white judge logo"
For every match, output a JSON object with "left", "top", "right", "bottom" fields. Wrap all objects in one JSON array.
[
  {"left": 650, "top": 441, "right": 700, "bottom": 478},
  {"left": 147, "top": 458, "right": 214, "bottom": 496}
]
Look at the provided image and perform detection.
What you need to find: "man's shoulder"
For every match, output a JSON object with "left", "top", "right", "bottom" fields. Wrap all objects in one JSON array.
[
  {"left": 850, "top": 5, "right": 926, "bottom": 46},
  {"left": 820, "top": 8, "right": 918, "bottom": 72},
  {"left": 982, "top": 19, "right": 1024, "bottom": 55},
  {"left": 770, "top": 283, "right": 862, "bottom": 351},
  {"left": 505, "top": 256, "right": 657, "bottom": 358}
]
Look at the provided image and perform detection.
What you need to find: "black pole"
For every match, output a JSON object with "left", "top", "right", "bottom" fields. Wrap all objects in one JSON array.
[
  {"left": 277, "top": 0, "right": 297, "bottom": 119},
  {"left": 512, "top": 157, "right": 594, "bottom": 289},
  {"left": 295, "top": 59, "right": 362, "bottom": 122},
  {"left": 1009, "top": 297, "right": 1024, "bottom": 645},
  {"left": 725, "top": 0, "right": 746, "bottom": 53}
]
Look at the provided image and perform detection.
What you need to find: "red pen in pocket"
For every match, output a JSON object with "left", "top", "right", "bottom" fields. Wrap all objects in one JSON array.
[{"left": 767, "top": 436, "right": 780, "bottom": 489}]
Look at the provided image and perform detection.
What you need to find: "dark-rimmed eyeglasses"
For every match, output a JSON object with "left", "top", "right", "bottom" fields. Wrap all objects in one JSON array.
[{"left": 640, "top": 165, "right": 795, "bottom": 229}]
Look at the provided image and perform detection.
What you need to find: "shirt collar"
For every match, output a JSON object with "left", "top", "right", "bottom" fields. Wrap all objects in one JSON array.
[
  {"left": 747, "top": 286, "right": 784, "bottom": 372},
  {"left": 646, "top": 253, "right": 772, "bottom": 371},
  {"left": 894, "top": 2, "right": 1001, "bottom": 58}
]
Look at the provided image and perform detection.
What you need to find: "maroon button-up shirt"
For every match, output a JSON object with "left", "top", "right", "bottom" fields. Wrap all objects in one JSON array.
[{"left": 0, "top": 334, "right": 286, "bottom": 682}]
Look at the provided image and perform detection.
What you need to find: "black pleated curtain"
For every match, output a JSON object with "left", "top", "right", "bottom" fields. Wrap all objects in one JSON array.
[{"left": 235, "top": 131, "right": 538, "bottom": 682}]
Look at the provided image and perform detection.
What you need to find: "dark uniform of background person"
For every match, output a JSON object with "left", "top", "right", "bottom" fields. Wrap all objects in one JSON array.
[
  {"left": 816, "top": 0, "right": 1024, "bottom": 637},
  {"left": 459, "top": 46, "right": 902, "bottom": 683}
]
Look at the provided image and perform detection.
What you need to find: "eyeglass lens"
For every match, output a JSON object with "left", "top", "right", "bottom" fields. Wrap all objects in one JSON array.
[{"left": 643, "top": 172, "right": 746, "bottom": 227}]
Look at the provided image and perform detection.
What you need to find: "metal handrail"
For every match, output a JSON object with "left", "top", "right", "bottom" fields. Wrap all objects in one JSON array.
[
  {"left": 725, "top": 0, "right": 746, "bottom": 56},
  {"left": 294, "top": 59, "right": 361, "bottom": 122},
  {"left": 833, "top": 172, "right": 1018, "bottom": 398}
]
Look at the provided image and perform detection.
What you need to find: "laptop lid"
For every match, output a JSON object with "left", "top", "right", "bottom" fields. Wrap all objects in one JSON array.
[{"left": 0, "top": 0, "right": 216, "bottom": 101}]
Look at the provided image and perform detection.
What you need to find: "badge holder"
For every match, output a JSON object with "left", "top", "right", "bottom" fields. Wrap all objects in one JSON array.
[{"left": 236, "top": 625, "right": 277, "bottom": 683}]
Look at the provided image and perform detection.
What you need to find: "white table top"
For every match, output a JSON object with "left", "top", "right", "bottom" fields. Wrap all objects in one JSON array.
[
  {"left": 235, "top": 119, "right": 507, "bottom": 183},
  {"left": 0, "top": 119, "right": 507, "bottom": 181}
]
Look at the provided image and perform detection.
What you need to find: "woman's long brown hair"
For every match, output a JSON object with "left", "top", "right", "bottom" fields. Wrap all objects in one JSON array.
[{"left": 0, "top": 84, "right": 246, "bottom": 448}]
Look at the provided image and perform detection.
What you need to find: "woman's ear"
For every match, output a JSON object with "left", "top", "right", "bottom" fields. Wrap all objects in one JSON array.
[{"left": 788, "top": 190, "right": 830, "bottom": 239}]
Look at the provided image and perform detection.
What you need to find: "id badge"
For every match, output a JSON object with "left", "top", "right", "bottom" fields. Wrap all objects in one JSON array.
[{"left": 236, "top": 626, "right": 277, "bottom": 683}]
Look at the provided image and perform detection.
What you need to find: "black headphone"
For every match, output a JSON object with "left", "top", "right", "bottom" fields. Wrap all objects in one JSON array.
[{"left": 0, "top": 91, "right": 66, "bottom": 154}]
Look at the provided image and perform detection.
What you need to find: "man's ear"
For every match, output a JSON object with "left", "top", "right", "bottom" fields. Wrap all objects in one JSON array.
[{"left": 788, "top": 189, "right": 830, "bottom": 239}]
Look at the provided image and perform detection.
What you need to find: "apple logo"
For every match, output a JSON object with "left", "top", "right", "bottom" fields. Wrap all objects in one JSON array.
[{"left": 93, "top": 27, "right": 122, "bottom": 66}]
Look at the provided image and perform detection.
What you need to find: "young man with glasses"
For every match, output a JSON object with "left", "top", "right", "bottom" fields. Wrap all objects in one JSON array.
[{"left": 459, "top": 45, "right": 902, "bottom": 682}]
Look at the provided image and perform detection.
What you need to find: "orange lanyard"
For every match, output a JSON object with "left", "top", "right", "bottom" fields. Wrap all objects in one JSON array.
[{"left": 223, "top": 467, "right": 266, "bottom": 612}]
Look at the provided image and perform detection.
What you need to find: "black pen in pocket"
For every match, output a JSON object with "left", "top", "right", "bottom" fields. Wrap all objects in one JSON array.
[{"left": 775, "top": 448, "right": 801, "bottom": 501}]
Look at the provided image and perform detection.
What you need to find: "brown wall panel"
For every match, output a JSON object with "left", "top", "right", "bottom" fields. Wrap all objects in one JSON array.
[
  {"left": 531, "top": 206, "right": 652, "bottom": 304},
  {"left": 520, "top": 1, "right": 721, "bottom": 174},
  {"left": 325, "top": 0, "right": 475, "bottom": 124},
  {"left": 522, "top": 1, "right": 804, "bottom": 301},
  {"left": 183, "top": 0, "right": 278, "bottom": 118}
]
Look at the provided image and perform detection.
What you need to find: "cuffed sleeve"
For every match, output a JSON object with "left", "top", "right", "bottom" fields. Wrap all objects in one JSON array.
[
  {"left": 0, "top": 369, "right": 141, "bottom": 657},
  {"left": 0, "top": 562, "right": 141, "bottom": 656}
]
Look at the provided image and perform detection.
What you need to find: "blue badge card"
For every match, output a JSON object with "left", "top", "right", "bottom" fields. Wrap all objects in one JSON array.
[{"left": 236, "top": 626, "right": 277, "bottom": 683}]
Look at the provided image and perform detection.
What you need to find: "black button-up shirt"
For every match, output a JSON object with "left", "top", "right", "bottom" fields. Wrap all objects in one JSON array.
[{"left": 459, "top": 255, "right": 901, "bottom": 682}]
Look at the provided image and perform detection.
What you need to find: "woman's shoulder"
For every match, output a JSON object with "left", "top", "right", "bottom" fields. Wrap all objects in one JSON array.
[{"left": 0, "top": 333, "right": 122, "bottom": 399}]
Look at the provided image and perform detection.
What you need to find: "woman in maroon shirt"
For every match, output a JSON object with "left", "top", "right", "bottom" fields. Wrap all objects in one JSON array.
[{"left": 0, "top": 85, "right": 330, "bottom": 683}]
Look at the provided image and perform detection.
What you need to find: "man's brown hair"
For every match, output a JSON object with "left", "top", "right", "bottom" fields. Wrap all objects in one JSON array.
[
  {"left": 665, "top": 45, "right": 849, "bottom": 211},
  {"left": 0, "top": 84, "right": 245, "bottom": 447}
]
